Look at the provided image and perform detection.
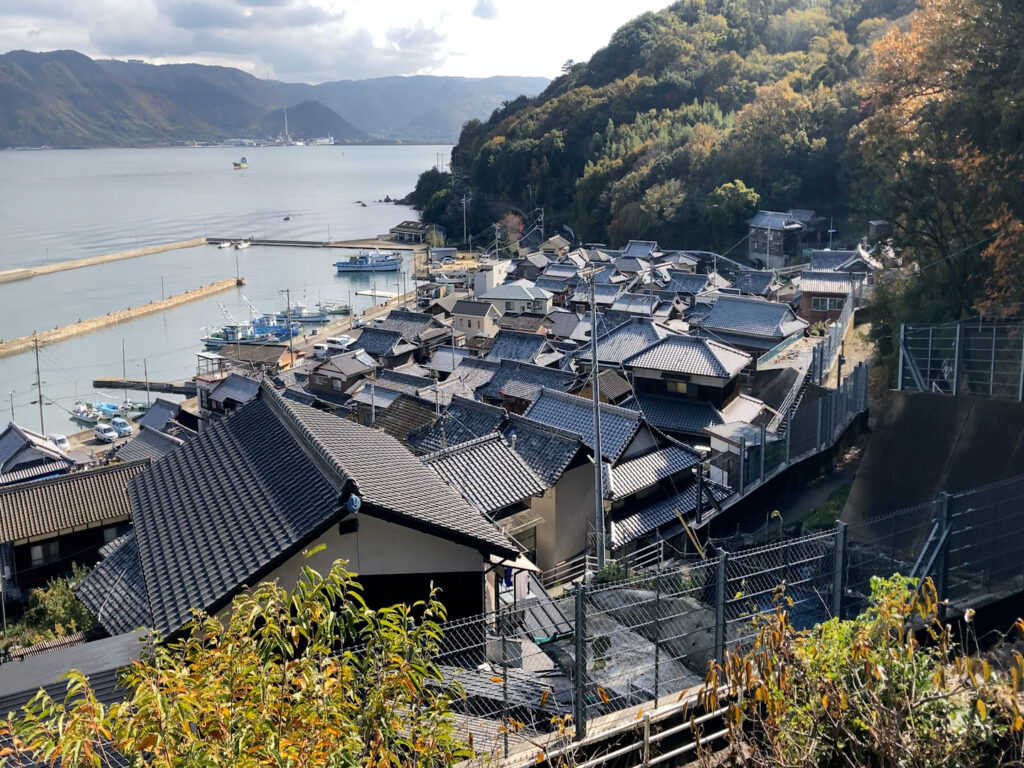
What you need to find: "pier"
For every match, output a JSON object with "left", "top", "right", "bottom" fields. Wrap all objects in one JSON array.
[
  {"left": 0, "top": 278, "right": 239, "bottom": 359},
  {"left": 93, "top": 377, "right": 196, "bottom": 395},
  {"left": 0, "top": 238, "right": 207, "bottom": 284}
]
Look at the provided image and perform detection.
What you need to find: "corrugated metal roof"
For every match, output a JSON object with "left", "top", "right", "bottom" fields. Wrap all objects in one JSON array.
[{"left": 623, "top": 334, "right": 750, "bottom": 378}]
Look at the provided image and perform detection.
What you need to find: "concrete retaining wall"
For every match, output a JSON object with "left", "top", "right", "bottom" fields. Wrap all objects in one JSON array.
[
  {"left": 0, "top": 238, "right": 207, "bottom": 284},
  {"left": 0, "top": 278, "right": 238, "bottom": 359}
]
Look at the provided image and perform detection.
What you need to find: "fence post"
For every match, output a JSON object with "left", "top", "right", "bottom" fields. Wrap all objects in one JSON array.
[
  {"left": 715, "top": 552, "right": 729, "bottom": 664},
  {"left": 832, "top": 521, "right": 846, "bottom": 618},
  {"left": 936, "top": 492, "right": 952, "bottom": 617},
  {"left": 953, "top": 323, "right": 961, "bottom": 395},
  {"left": 653, "top": 575, "right": 661, "bottom": 705},
  {"left": 574, "top": 584, "right": 587, "bottom": 741},
  {"left": 642, "top": 712, "right": 651, "bottom": 767},
  {"left": 759, "top": 423, "right": 766, "bottom": 482},
  {"left": 816, "top": 398, "right": 824, "bottom": 449},
  {"left": 785, "top": 401, "right": 792, "bottom": 463},
  {"left": 898, "top": 324, "right": 905, "bottom": 391},
  {"left": 501, "top": 620, "right": 509, "bottom": 757},
  {"left": 738, "top": 438, "right": 746, "bottom": 496}
]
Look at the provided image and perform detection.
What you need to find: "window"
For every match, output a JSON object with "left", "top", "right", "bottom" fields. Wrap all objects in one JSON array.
[
  {"left": 505, "top": 301, "right": 514, "bottom": 311},
  {"left": 332, "top": 379, "right": 344, "bottom": 391},
  {"left": 812, "top": 297, "right": 845, "bottom": 311},
  {"left": 30, "top": 540, "right": 60, "bottom": 568},
  {"left": 666, "top": 380, "right": 690, "bottom": 395},
  {"left": 314, "top": 375, "right": 328, "bottom": 386},
  {"left": 477, "top": 320, "right": 481, "bottom": 329}
]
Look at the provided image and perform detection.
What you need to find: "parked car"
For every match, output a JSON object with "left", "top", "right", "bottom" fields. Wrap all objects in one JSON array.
[
  {"left": 94, "top": 424, "right": 118, "bottom": 443},
  {"left": 430, "top": 260, "right": 442, "bottom": 269},
  {"left": 325, "top": 335, "right": 354, "bottom": 351},
  {"left": 109, "top": 417, "right": 133, "bottom": 437},
  {"left": 48, "top": 434, "right": 71, "bottom": 452},
  {"left": 441, "top": 256, "right": 456, "bottom": 265},
  {"left": 353, "top": 317, "right": 367, "bottom": 328}
]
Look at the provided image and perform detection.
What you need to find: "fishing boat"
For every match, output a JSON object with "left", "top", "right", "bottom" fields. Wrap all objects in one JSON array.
[
  {"left": 235, "top": 240, "right": 251, "bottom": 250},
  {"left": 217, "top": 241, "right": 232, "bottom": 249},
  {"left": 120, "top": 400, "right": 150, "bottom": 413},
  {"left": 93, "top": 402, "right": 122, "bottom": 419},
  {"left": 70, "top": 402, "right": 101, "bottom": 425},
  {"left": 252, "top": 314, "right": 301, "bottom": 338},
  {"left": 233, "top": 156, "right": 248, "bottom": 170},
  {"left": 321, "top": 302, "right": 351, "bottom": 316},
  {"left": 276, "top": 302, "right": 328, "bottom": 323},
  {"left": 334, "top": 249, "right": 401, "bottom": 273},
  {"left": 201, "top": 322, "right": 278, "bottom": 349}
]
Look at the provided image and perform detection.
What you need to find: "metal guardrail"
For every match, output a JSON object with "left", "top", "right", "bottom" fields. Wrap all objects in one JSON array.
[{"left": 756, "top": 332, "right": 804, "bottom": 369}]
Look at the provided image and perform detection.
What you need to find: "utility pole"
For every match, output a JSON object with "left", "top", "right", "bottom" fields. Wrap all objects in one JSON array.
[
  {"left": 828, "top": 218, "right": 836, "bottom": 250},
  {"left": 122, "top": 339, "right": 128, "bottom": 406},
  {"left": 281, "top": 289, "right": 295, "bottom": 361},
  {"left": 586, "top": 267, "right": 606, "bottom": 570},
  {"left": 33, "top": 338, "right": 44, "bottom": 434},
  {"left": 144, "top": 359, "right": 151, "bottom": 407},
  {"left": 462, "top": 193, "right": 468, "bottom": 245},
  {"left": 494, "top": 222, "right": 501, "bottom": 257},
  {"left": 8, "top": 391, "right": 14, "bottom": 421}
]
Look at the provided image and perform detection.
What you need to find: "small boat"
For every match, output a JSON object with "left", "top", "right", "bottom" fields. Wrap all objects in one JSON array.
[
  {"left": 235, "top": 240, "right": 251, "bottom": 250},
  {"left": 201, "top": 322, "right": 278, "bottom": 349},
  {"left": 70, "top": 402, "right": 100, "bottom": 425},
  {"left": 233, "top": 156, "right": 248, "bottom": 170},
  {"left": 283, "top": 215, "right": 291, "bottom": 221},
  {"left": 93, "top": 402, "right": 122, "bottom": 419},
  {"left": 322, "top": 302, "right": 351, "bottom": 316},
  {"left": 276, "top": 302, "right": 328, "bottom": 323},
  {"left": 120, "top": 400, "right": 150, "bottom": 413},
  {"left": 334, "top": 249, "right": 401, "bottom": 273},
  {"left": 217, "top": 241, "right": 232, "bottom": 249}
]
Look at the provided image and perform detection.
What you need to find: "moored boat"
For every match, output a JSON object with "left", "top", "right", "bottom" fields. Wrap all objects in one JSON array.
[
  {"left": 334, "top": 249, "right": 401, "bottom": 273},
  {"left": 201, "top": 322, "right": 278, "bottom": 349},
  {"left": 217, "top": 241, "right": 232, "bottom": 249},
  {"left": 235, "top": 240, "right": 251, "bottom": 250},
  {"left": 276, "top": 302, "right": 328, "bottom": 323},
  {"left": 233, "top": 156, "right": 248, "bottom": 170},
  {"left": 70, "top": 402, "right": 101, "bottom": 425},
  {"left": 322, "top": 302, "right": 351, "bottom": 316}
]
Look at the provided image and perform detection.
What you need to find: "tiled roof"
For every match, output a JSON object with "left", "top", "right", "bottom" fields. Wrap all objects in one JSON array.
[
  {"left": 544, "top": 310, "right": 583, "bottom": 339},
  {"left": 427, "top": 346, "right": 470, "bottom": 374},
  {"left": 477, "top": 360, "right": 578, "bottom": 402},
  {"left": 0, "top": 422, "right": 71, "bottom": 473},
  {"left": 416, "top": 377, "right": 477, "bottom": 407},
  {"left": 606, "top": 445, "right": 701, "bottom": 500},
  {"left": 113, "top": 427, "right": 185, "bottom": 463},
  {"left": 373, "top": 394, "right": 438, "bottom": 443},
  {"left": 535, "top": 276, "right": 573, "bottom": 293},
  {"left": 612, "top": 479, "right": 733, "bottom": 546},
  {"left": 610, "top": 292, "right": 660, "bottom": 315},
  {"left": 407, "top": 396, "right": 507, "bottom": 454},
  {"left": 500, "top": 414, "right": 582, "bottom": 488},
  {"left": 376, "top": 309, "right": 442, "bottom": 341},
  {"left": 480, "top": 280, "right": 553, "bottom": 302},
  {"left": 453, "top": 299, "right": 497, "bottom": 317},
  {"left": 747, "top": 210, "right": 807, "bottom": 229},
  {"left": 734, "top": 270, "right": 776, "bottom": 296},
  {"left": 630, "top": 393, "right": 724, "bottom": 436},
  {"left": 449, "top": 356, "right": 500, "bottom": 392},
  {"left": 77, "top": 535, "right": 152, "bottom": 636},
  {"left": 353, "top": 327, "right": 415, "bottom": 357},
  {"left": 209, "top": 373, "right": 261, "bottom": 405},
  {"left": 623, "top": 334, "right": 750, "bottom": 378},
  {"left": 0, "top": 460, "right": 149, "bottom": 544},
  {"left": 523, "top": 389, "right": 642, "bottom": 462},
  {"left": 369, "top": 368, "right": 435, "bottom": 395},
  {"left": 393, "top": 361, "right": 431, "bottom": 377},
  {"left": 663, "top": 272, "right": 710, "bottom": 295},
  {"left": 323, "top": 348, "right": 377, "bottom": 377},
  {"left": 622, "top": 240, "right": 660, "bottom": 258},
  {"left": 613, "top": 256, "right": 651, "bottom": 274},
  {"left": 484, "top": 330, "right": 555, "bottom": 364},
  {"left": 87, "top": 387, "right": 512, "bottom": 636},
  {"left": 137, "top": 398, "right": 180, "bottom": 430},
  {"left": 570, "top": 281, "right": 623, "bottom": 306},
  {"left": 498, "top": 313, "right": 549, "bottom": 333},
  {"left": 523, "top": 253, "right": 551, "bottom": 268},
  {"left": 422, "top": 433, "right": 546, "bottom": 516},
  {"left": 809, "top": 249, "right": 859, "bottom": 270},
  {"left": 542, "top": 263, "right": 580, "bottom": 279},
  {"left": 698, "top": 295, "right": 807, "bottom": 339},
  {"left": 575, "top": 316, "right": 675, "bottom": 366},
  {"left": 595, "top": 369, "right": 633, "bottom": 401},
  {"left": 799, "top": 270, "right": 856, "bottom": 295}
]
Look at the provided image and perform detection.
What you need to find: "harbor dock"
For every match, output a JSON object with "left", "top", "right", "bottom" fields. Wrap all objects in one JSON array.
[
  {"left": 93, "top": 377, "right": 196, "bottom": 395},
  {"left": 0, "top": 237, "right": 207, "bottom": 284},
  {"left": 0, "top": 278, "right": 239, "bottom": 359}
]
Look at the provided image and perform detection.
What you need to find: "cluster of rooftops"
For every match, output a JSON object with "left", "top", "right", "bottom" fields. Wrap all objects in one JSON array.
[{"left": 0, "top": 235, "right": 878, "bottom": 725}]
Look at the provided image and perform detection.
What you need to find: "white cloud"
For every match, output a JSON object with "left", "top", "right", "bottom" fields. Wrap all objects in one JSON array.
[{"left": 0, "top": 0, "right": 673, "bottom": 82}]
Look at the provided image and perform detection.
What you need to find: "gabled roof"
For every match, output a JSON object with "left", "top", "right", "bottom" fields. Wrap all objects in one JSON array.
[
  {"left": 353, "top": 327, "right": 417, "bottom": 358},
  {"left": 365, "top": 368, "right": 434, "bottom": 396},
  {"left": 484, "top": 330, "right": 558, "bottom": 365},
  {"left": 747, "top": 210, "right": 808, "bottom": 230},
  {"left": 534, "top": 275, "right": 574, "bottom": 293},
  {"left": 0, "top": 422, "right": 72, "bottom": 474},
  {"left": 501, "top": 414, "right": 582, "bottom": 488},
  {"left": 83, "top": 387, "right": 513, "bottom": 636},
  {"left": 575, "top": 316, "right": 675, "bottom": 366},
  {"left": 480, "top": 279, "right": 553, "bottom": 302},
  {"left": 606, "top": 445, "right": 701, "bottom": 500},
  {"left": 477, "top": 359, "right": 578, "bottom": 402},
  {"left": 630, "top": 393, "right": 724, "bottom": 436},
  {"left": 612, "top": 479, "right": 733, "bottom": 547},
  {"left": 570, "top": 281, "right": 623, "bottom": 306},
  {"left": 498, "top": 313, "right": 550, "bottom": 333},
  {"left": 423, "top": 433, "right": 546, "bottom": 516},
  {"left": 541, "top": 234, "right": 570, "bottom": 250},
  {"left": 542, "top": 263, "right": 581, "bottom": 279},
  {"left": 613, "top": 256, "right": 651, "bottom": 275},
  {"left": 622, "top": 240, "right": 660, "bottom": 258},
  {"left": 523, "top": 389, "right": 642, "bottom": 463},
  {"left": 407, "top": 396, "right": 507, "bottom": 454},
  {"left": 734, "top": 270, "right": 777, "bottom": 296},
  {"left": 209, "top": 373, "right": 260, "bottom": 405},
  {"left": 449, "top": 356, "right": 500, "bottom": 392},
  {"left": 427, "top": 346, "right": 470, "bottom": 374},
  {"left": 523, "top": 252, "right": 551, "bottom": 269},
  {"left": 799, "top": 270, "right": 856, "bottom": 296},
  {"left": 593, "top": 369, "right": 633, "bottom": 401},
  {"left": 663, "top": 272, "right": 711, "bottom": 295},
  {"left": 376, "top": 309, "right": 446, "bottom": 342},
  {"left": 453, "top": 299, "right": 497, "bottom": 317},
  {"left": 113, "top": 426, "right": 186, "bottom": 463},
  {"left": 610, "top": 292, "right": 664, "bottom": 316},
  {"left": 137, "top": 398, "right": 180, "bottom": 430},
  {"left": 544, "top": 310, "right": 583, "bottom": 339},
  {"left": 320, "top": 348, "right": 377, "bottom": 377},
  {"left": 623, "top": 335, "right": 751, "bottom": 379},
  {"left": 0, "top": 460, "right": 149, "bottom": 544},
  {"left": 698, "top": 295, "right": 808, "bottom": 340},
  {"left": 416, "top": 376, "right": 477, "bottom": 407},
  {"left": 77, "top": 535, "right": 151, "bottom": 636},
  {"left": 373, "top": 394, "right": 438, "bottom": 443}
]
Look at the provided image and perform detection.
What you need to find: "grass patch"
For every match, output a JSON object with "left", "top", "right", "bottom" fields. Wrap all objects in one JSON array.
[{"left": 804, "top": 482, "right": 852, "bottom": 531}]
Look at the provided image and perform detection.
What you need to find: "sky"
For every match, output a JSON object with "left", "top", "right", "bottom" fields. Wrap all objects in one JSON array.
[{"left": 2, "top": 0, "right": 672, "bottom": 83}]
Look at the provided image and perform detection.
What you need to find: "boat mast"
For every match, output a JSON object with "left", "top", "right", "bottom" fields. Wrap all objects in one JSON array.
[
  {"left": 144, "top": 359, "right": 151, "bottom": 407},
  {"left": 122, "top": 339, "right": 128, "bottom": 405},
  {"left": 33, "top": 337, "right": 44, "bottom": 433}
]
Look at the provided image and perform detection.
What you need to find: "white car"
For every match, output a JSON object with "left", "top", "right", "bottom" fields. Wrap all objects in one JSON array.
[
  {"left": 325, "top": 335, "right": 354, "bottom": 350},
  {"left": 48, "top": 434, "right": 71, "bottom": 451},
  {"left": 94, "top": 424, "right": 118, "bottom": 443}
]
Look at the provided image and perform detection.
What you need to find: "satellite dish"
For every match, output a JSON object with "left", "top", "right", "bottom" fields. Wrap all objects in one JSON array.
[{"left": 346, "top": 494, "right": 362, "bottom": 514}]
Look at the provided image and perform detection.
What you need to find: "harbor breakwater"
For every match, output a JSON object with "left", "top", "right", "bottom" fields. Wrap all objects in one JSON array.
[
  {"left": 0, "top": 278, "right": 239, "bottom": 359},
  {"left": 0, "top": 237, "right": 207, "bottom": 284}
]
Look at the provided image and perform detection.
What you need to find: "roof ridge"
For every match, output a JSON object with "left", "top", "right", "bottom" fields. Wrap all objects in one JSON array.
[
  {"left": 0, "top": 457, "right": 150, "bottom": 497},
  {"left": 421, "top": 430, "right": 506, "bottom": 461},
  {"left": 260, "top": 385, "right": 352, "bottom": 495},
  {"left": 503, "top": 412, "right": 581, "bottom": 443},
  {"left": 532, "top": 387, "right": 642, "bottom": 419}
]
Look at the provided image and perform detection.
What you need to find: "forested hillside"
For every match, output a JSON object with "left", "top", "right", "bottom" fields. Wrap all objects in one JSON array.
[{"left": 415, "top": 0, "right": 915, "bottom": 250}]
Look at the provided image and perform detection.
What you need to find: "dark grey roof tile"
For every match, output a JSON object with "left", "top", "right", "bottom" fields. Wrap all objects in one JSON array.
[{"left": 523, "top": 389, "right": 641, "bottom": 462}]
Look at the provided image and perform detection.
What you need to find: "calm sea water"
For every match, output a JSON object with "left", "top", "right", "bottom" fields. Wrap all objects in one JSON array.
[{"left": 0, "top": 145, "right": 450, "bottom": 434}]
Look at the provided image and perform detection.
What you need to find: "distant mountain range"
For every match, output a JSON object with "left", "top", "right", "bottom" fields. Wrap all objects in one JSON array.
[{"left": 0, "top": 50, "right": 549, "bottom": 148}]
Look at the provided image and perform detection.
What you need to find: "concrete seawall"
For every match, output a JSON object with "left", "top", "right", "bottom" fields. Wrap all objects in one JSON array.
[
  {"left": 0, "top": 278, "right": 238, "bottom": 359},
  {"left": 0, "top": 237, "right": 207, "bottom": 284}
]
